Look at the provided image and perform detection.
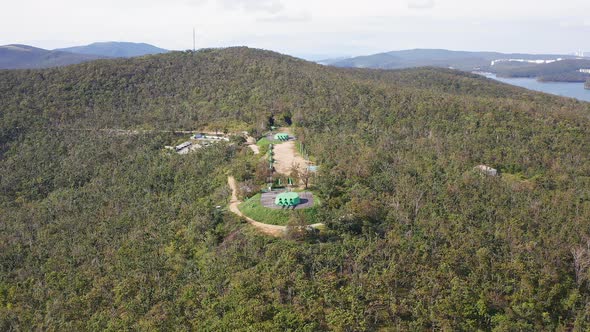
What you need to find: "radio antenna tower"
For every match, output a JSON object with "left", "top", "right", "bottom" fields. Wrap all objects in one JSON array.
[{"left": 192, "top": 28, "right": 196, "bottom": 52}]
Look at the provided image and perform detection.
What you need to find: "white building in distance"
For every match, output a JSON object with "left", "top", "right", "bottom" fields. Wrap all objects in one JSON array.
[{"left": 491, "top": 58, "right": 564, "bottom": 66}]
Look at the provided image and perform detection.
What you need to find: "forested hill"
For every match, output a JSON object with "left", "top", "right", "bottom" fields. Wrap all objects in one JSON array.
[
  {"left": 493, "top": 59, "right": 590, "bottom": 82},
  {"left": 2, "top": 47, "right": 590, "bottom": 330},
  {"left": 2, "top": 47, "right": 586, "bottom": 138}
]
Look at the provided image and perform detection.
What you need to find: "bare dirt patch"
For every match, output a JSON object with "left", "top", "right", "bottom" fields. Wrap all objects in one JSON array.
[
  {"left": 273, "top": 141, "right": 308, "bottom": 176},
  {"left": 248, "top": 144, "right": 260, "bottom": 154}
]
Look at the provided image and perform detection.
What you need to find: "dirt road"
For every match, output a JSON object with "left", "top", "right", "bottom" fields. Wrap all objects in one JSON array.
[
  {"left": 273, "top": 141, "right": 307, "bottom": 176},
  {"left": 243, "top": 135, "right": 260, "bottom": 155},
  {"left": 228, "top": 176, "right": 324, "bottom": 237},
  {"left": 247, "top": 144, "right": 260, "bottom": 154},
  {"left": 57, "top": 128, "right": 204, "bottom": 135}
]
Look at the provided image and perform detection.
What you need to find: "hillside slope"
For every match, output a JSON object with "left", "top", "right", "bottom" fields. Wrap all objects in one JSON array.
[
  {"left": 2, "top": 47, "right": 590, "bottom": 331},
  {"left": 0, "top": 44, "right": 107, "bottom": 69}
]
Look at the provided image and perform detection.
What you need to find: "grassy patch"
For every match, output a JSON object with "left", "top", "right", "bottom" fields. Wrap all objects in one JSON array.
[
  {"left": 257, "top": 137, "right": 272, "bottom": 155},
  {"left": 239, "top": 193, "right": 321, "bottom": 226},
  {"left": 256, "top": 137, "right": 272, "bottom": 148}
]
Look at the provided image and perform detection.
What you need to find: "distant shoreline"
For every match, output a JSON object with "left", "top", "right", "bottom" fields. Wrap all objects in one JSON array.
[{"left": 475, "top": 72, "right": 590, "bottom": 101}]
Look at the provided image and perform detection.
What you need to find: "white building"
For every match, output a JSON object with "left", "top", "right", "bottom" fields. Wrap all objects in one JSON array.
[
  {"left": 475, "top": 165, "right": 498, "bottom": 177},
  {"left": 491, "top": 58, "right": 563, "bottom": 66},
  {"left": 174, "top": 141, "right": 192, "bottom": 152},
  {"left": 579, "top": 69, "right": 590, "bottom": 74}
]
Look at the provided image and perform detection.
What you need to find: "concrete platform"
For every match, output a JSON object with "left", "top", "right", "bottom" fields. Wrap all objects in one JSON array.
[{"left": 261, "top": 191, "right": 314, "bottom": 210}]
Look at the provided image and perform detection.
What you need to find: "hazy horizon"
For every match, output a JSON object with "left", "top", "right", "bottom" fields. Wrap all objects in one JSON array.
[
  {"left": 2, "top": 0, "right": 589, "bottom": 59},
  {"left": 3, "top": 42, "right": 589, "bottom": 62}
]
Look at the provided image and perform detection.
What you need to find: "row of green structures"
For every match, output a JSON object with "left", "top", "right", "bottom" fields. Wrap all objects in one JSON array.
[
  {"left": 274, "top": 133, "right": 290, "bottom": 141},
  {"left": 275, "top": 192, "right": 300, "bottom": 207},
  {"left": 268, "top": 143, "right": 274, "bottom": 169}
]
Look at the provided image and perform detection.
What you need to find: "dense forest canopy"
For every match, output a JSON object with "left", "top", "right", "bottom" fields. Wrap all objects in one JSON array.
[{"left": 2, "top": 47, "right": 590, "bottom": 330}]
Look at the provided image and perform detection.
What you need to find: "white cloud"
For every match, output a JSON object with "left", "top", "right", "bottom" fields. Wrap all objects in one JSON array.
[
  {"left": 220, "top": 0, "right": 284, "bottom": 13},
  {"left": 1, "top": 0, "right": 590, "bottom": 55},
  {"left": 257, "top": 11, "right": 312, "bottom": 23},
  {"left": 407, "top": 0, "right": 435, "bottom": 9}
]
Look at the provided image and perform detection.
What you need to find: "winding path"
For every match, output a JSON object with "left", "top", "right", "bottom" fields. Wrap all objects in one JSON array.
[
  {"left": 244, "top": 134, "right": 260, "bottom": 155},
  {"left": 227, "top": 176, "right": 325, "bottom": 237},
  {"left": 247, "top": 144, "right": 260, "bottom": 155},
  {"left": 228, "top": 176, "right": 286, "bottom": 237}
]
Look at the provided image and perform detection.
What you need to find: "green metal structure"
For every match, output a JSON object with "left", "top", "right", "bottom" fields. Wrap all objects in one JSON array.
[
  {"left": 274, "top": 133, "right": 290, "bottom": 141},
  {"left": 275, "top": 192, "right": 300, "bottom": 207}
]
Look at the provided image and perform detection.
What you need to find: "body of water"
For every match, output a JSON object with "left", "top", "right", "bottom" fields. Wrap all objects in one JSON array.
[{"left": 477, "top": 72, "right": 590, "bottom": 102}]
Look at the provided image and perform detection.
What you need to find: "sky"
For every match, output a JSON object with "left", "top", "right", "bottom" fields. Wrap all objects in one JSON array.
[{"left": 1, "top": 0, "right": 590, "bottom": 59}]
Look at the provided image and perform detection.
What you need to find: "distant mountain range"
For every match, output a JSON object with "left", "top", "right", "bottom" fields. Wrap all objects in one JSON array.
[
  {"left": 0, "top": 44, "right": 107, "bottom": 70},
  {"left": 321, "top": 49, "right": 590, "bottom": 83},
  {"left": 0, "top": 42, "right": 169, "bottom": 70},
  {"left": 56, "top": 42, "right": 168, "bottom": 58},
  {"left": 322, "top": 49, "right": 583, "bottom": 72}
]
